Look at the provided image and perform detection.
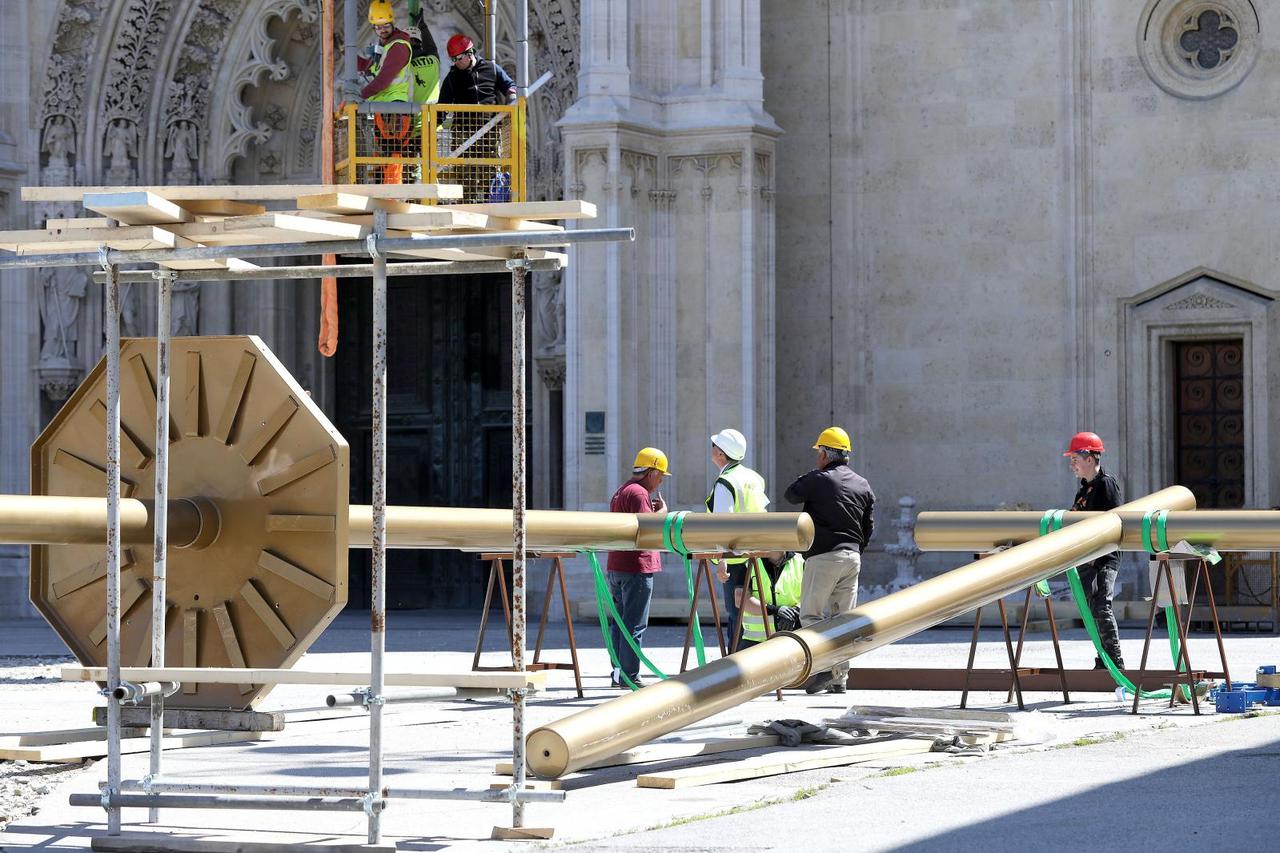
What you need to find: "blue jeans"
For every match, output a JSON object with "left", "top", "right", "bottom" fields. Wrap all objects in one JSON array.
[
  {"left": 721, "top": 574, "right": 740, "bottom": 649},
  {"left": 608, "top": 572, "right": 654, "bottom": 681}
]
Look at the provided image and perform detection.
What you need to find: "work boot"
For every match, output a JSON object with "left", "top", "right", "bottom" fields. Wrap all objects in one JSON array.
[
  {"left": 1093, "top": 656, "right": 1106, "bottom": 670},
  {"left": 803, "top": 672, "right": 834, "bottom": 694}
]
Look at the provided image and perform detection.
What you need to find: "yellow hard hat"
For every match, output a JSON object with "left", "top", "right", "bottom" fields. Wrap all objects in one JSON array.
[
  {"left": 812, "top": 426, "right": 851, "bottom": 453},
  {"left": 368, "top": 0, "right": 395, "bottom": 25},
  {"left": 632, "top": 447, "right": 671, "bottom": 475}
]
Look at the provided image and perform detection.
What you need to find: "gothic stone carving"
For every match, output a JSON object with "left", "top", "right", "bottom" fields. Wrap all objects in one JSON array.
[{"left": 100, "top": 0, "right": 174, "bottom": 183}]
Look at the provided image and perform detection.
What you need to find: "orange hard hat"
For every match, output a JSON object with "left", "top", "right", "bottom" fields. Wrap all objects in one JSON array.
[{"left": 1064, "top": 431, "right": 1105, "bottom": 455}]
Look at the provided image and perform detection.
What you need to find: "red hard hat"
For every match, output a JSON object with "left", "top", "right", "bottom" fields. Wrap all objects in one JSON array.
[
  {"left": 447, "top": 34, "right": 474, "bottom": 58},
  {"left": 1064, "top": 431, "right": 1105, "bottom": 455}
]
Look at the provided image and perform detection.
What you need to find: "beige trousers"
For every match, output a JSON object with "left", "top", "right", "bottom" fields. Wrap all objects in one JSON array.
[{"left": 799, "top": 549, "right": 862, "bottom": 683}]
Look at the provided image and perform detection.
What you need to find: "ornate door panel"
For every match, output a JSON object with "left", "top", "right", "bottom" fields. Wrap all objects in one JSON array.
[
  {"left": 337, "top": 272, "right": 524, "bottom": 609},
  {"left": 1173, "top": 339, "right": 1245, "bottom": 508}
]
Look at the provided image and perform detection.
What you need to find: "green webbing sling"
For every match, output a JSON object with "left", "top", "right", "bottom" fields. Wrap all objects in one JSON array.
[{"left": 1039, "top": 509, "right": 1182, "bottom": 700}]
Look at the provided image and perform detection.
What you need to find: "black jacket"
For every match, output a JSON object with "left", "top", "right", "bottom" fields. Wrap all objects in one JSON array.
[
  {"left": 1072, "top": 468, "right": 1122, "bottom": 571},
  {"left": 784, "top": 461, "right": 875, "bottom": 559},
  {"left": 438, "top": 57, "right": 515, "bottom": 105}
]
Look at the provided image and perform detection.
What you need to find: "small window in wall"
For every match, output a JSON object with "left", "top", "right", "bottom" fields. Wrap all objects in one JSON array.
[{"left": 1173, "top": 339, "right": 1245, "bottom": 507}]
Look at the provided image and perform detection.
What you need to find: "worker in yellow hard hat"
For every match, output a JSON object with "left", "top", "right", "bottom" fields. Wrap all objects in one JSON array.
[
  {"left": 604, "top": 447, "right": 669, "bottom": 688},
  {"left": 784, "top": 426, "right": 875, "bottom": 694},
  {"left": 352, "top": 0, "right": 418, "bottom": 183}
]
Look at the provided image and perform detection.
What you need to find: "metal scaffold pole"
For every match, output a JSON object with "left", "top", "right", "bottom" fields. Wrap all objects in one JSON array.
[
  {"left": 101, "top": 254, "right": 123, "bottom": 835},
  {"left": 148, "top": 268, "right": 175, "bottom": 823},
  {"left": 367, "top": 207, "right": 388, "bottom": 844},
  {"left": 509, "top": 252, "right": 528, "bottom": 829}
]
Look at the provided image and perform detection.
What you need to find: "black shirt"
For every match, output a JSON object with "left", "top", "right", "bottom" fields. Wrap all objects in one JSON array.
[
  {"left": 1072, "top": 467, "right": 1122, "bottom": 570},
  {"left": 784, "top": 460, "right": 875, "bottom": 559},
  {"left": 438, "top": 57, "right": 516, "bottom": 105}
]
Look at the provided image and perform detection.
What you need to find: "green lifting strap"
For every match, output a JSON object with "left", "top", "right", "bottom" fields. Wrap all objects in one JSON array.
[
  {"left": 1040, "top": 510, "right": 1178, "bottom": 699},
  {"left": 662, "top": 511, "right": 708, "bottom": 668},
  {"left": 586, "top": 551, "right": 668, "bottom": 691}
]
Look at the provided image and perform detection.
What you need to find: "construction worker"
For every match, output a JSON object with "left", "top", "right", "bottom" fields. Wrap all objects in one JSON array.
[
  {"left": 405, "top": 0, "right": 442, "bottom": 105},
  {"left": 705, "top": 428, "right": 769, "bottom": 650},
  {"left": 1065, "top": 431, "right": 1125, "bottom": 669},
  {"left": 355, "top": 0, "right": 416, "bottom": 183},
  {"left": 606, "top": 448, "right": 669, "bottom": 688},
  {"left": 738, "top": 551, "right": 804, "bottom": 649},
  {"left": 438, "top": 33, "right": 517, "bottom": 200},
  {"left": 785, "top": 426, "right": 875, "bottom": 694}
]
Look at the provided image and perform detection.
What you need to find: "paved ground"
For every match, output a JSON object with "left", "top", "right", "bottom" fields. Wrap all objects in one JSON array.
[{"left": 1, "top": 610, "right": 1277, "bottom": 851}]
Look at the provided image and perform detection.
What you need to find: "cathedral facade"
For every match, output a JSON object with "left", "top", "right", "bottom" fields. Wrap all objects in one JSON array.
[{"left": 2, "top": 0, "right": 1277, "bottom": 616}]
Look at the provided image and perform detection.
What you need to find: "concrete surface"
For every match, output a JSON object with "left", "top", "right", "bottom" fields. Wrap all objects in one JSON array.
[{"left": 1, "top": 610, "right": 1277, "bottom": 851}]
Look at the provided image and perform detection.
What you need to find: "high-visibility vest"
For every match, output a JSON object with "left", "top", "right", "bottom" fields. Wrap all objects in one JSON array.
[
  {"left": 410, "top": 51, "right": 441, "bottom": 103},
  {"left": 704, "top": 462, "right": 769, "bottom": 565},
  {"left": 368, "top": 37, "right": 414, "bottom": 102},
  {"left": 741, "top": 553, "right": 803, "bottom": 643}
]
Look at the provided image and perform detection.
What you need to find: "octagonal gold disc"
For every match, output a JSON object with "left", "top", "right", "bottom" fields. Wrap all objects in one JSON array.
[{"left": 30, "top": 336, "right": 349, "bottom": 710}]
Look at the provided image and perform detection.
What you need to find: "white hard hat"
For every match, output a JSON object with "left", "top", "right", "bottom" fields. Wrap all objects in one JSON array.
[{"left": 710, "top": 428, "right": 747, "bottom": 461}]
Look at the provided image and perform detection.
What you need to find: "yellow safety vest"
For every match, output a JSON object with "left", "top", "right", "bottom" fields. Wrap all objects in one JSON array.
[
  {"left": 705, "top": 462, "right": 769, "bottom": 565},
  {"left": 368, "top": 37, "right": 414, "bottom": 102},
  {"left": 741, "top": 553, "right": 803, "bottom": 643}
]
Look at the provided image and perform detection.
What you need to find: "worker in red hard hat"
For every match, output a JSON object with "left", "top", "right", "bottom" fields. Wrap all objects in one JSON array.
[
  {"left": 439, "top": 33, "right": 516, "bottom": 105},
  {"left": 438, "top": 32, "right": 517, "bottom": 201},
  {"left": 1064, "top": 431, "right": 1125, "bottom": 669}
]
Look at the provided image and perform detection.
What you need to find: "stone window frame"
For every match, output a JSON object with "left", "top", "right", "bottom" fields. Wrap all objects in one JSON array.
[
  {"left": 1137, "top": 0, "right": 1262, "bottom": 100},
  {"left": 1119, "top": 268, "right": 1275, "bottom": 507}
]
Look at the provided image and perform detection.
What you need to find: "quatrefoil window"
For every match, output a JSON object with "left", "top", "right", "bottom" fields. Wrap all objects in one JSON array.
[{"left": 1179, "top": 10, "right": 1239, "bottom": 70}]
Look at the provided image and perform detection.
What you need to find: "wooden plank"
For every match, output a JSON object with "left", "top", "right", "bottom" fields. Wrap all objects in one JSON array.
[
  {"left": 176, "top": 199, "right": 267, "bottom": 217},
  {"left": 62, "top": 666, "right": 551, "bottom": 689},
  {"left": 495, "top": 734, "right": 784, "bottom": 775},
  {"left": 0, "top": 225, "right": 182, "bottom": 254},
  {"left": 83, "top": 191, "right": 194, "bottom": 225},
  {"left": 92, "top": 835, "right": 398, "bottom": 853},
  {"left": 0, "top": 727, "right": 147, "bottom": 748},
  {"left": 635, "top": 740, "right": 934, "bottom": 789},
  {"left": 220, "top": 213, "right": 370, "bottom": 241},
  {"left": 91, "top": 706, "right": 286, "bottom": 732},
  {"left": 440, "top": 200, "right": 597, "bottom": 220},
  {"left": 45, "top": 216, "right": 113, "bottom": 229},
  {"left": 23, "top": 184, "right": 464, "bottom": 202},
  {"left": 491, "top": 828, "right": 555, "bottom": 842},
  {"left": 295, "top": 192, "right": 437, "bottom": 215},
  {"left": 1, "top": 728, "right": 268, "bottom": 763}
]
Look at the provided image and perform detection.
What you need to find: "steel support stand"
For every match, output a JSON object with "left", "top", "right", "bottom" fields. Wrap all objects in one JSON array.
[
  {"left": 147, "top": 268, "right": 175, "bottom": 823},
  {"left": 367, "top": 209, "right": 388, "bottom": 843},
  {"left": 101, "top": 253, "right": 123, "bottom": 835},
  {"left": 509, "top": 252, "right": 528, "bottom": 830}
]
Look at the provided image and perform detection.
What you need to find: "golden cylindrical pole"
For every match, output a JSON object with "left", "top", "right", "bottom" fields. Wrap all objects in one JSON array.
[
  {"left": 525, "top": 487, "right": 1194, "bottom": 778},
  {"left": 0, "top": 495, "right": 814, "bottom": 554},
  {"left": 915, "top": 508, "right": 1280, "bottom": 552}
]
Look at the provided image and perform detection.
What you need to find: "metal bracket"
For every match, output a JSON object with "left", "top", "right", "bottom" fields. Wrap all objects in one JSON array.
[
  {"left": 359, "top": 687, "right": 385, "bottom": 707},
  {"left": 505, "top": 686, "right": 535, "bottom": 701},
  {"left": 150, "top": 268, "right": 179, "bottom": 283},
  {"left": 99, "top": 785, "right": 115, "bottom": 811},
  {"left": 360, "top": 791, "right": 384, "bottom": 815},
  {"left": 97, "top": 246, "right": 111, "bottom": 273},
  {"left": 365, "top": 233, "right": 380, "bottom": 259},
  {"left": 140, "top": 774, "right": 156, "bottom": 794},
  {"left": 504, "top": 257, "right": 530, "bottom": 271}
]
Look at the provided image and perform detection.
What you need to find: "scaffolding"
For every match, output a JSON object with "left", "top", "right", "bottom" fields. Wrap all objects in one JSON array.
[{"left": 0, "top": 197, "right": 633, "bottom": 843}]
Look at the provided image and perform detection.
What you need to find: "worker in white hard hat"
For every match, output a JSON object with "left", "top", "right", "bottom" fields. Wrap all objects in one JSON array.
[{"left": 706, "top": 428, "right": 769, "bottom": 651}]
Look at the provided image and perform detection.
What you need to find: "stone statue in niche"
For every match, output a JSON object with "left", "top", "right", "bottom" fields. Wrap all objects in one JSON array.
[
  {"left": 533, "top": 274, "right": 565, "bottom": 356},
  {"left": 103, "top": 118, "right": 137, "bottom": 183},
  {"left": 41, "top": 116, "right": 76, "bottom": 183},
  {"left": 39, "top": 266, "right": 87, "bottom": 363},
  {"left": 171, "top": 281, "right": 200, "bottom": 336},
  {"left": 164, "top": 120, "right": 200, "bottom": 184}
]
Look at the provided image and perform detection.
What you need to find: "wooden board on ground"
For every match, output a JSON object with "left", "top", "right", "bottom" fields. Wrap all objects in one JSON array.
[
  {"left": 489, "top": 779, "right": 563, "bottom": 791},
  {"left": 23, "top": 183, "right": 464, "bottom": 203},
  {"left": 847, "top": 705, "right": 1015, "bottom": 723},
  {"left": 635, "top": 739, "right": 934, "bottom": 789},
  {"left": 90, "top": 706, "right": 286, "bottom": 732},
  {"left": 1, "top": 728, "right": 268, "bottom": 763},
  {"left": 63, "top": 665, "right": 549, "bottom": 690},
  {"left": 91, "top": 834, "right": 397, "bottom": 853},
  {"left": 491, "top": 827, "right": 555, "bottom": 841},
  {"left": 497, "top": 733, "right": 782, "bottom": 776},
  {"left": 442, "top": 200, "right": 597, "bottom": 221}
]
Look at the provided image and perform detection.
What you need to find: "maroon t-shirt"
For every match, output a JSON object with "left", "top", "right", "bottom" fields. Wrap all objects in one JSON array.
[{"left": 607, "top": 481, "right": 662, "bottom": 574}]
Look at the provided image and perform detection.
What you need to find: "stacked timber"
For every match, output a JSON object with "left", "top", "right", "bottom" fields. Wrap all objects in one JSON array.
[{"left": 2, "top": 184, "right": 596, "bottom": 268}]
